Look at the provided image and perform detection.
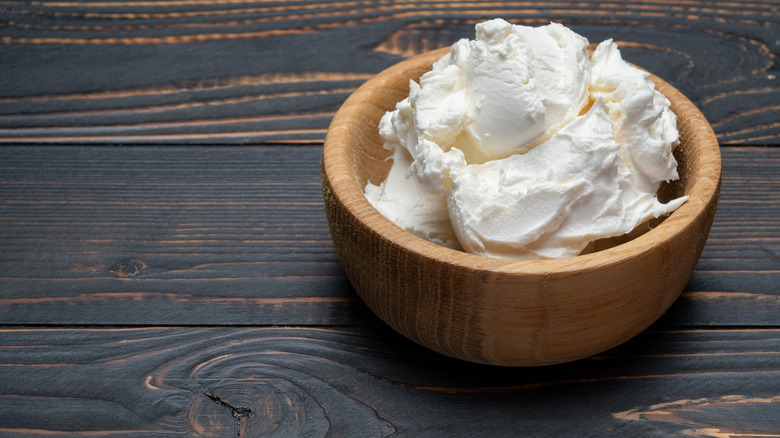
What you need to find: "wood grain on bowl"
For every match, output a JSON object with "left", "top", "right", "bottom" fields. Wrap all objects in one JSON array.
[{"left": 322, "top": 48, "right": 721, "bottom": 366}]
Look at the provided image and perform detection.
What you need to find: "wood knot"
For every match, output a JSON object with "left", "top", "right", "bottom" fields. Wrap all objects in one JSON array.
[
  {"left": 110, "top": 259, "right": 147, "bottom": 278},
  {"left": 189, "top": 382, "right": 305, "bottom": 437}
]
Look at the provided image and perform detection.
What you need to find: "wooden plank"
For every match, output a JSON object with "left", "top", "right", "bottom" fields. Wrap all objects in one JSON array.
[
  {"left": 1, "top": 1, "right": 778, "bottom": 144},
  {"left": 0, "top": 144, "right": 373, "bottom": 325},
  {"left": 0, "top": 326, "right": 779, "bottom": 436},
  {"left": 0, "top": 145, "right": 779, "bottom": 327}
]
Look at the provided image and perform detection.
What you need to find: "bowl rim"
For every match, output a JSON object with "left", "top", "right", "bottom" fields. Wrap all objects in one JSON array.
[{"left": 322, "top": 46, "right": 722, "bottom": 275}]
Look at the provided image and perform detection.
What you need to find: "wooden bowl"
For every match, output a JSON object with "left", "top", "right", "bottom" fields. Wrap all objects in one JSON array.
[{"left": 321, "top": 47, "right": 721, "bottom": 366}]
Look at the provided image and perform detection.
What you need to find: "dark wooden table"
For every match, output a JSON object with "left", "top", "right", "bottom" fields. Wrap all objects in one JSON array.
[{"left": 1, "top": 1, "right": 779, "bottom": 436}]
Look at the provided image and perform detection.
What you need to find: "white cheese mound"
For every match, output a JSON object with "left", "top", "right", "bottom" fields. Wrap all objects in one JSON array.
[{"left": 365, "top": 19, "right": 686, "bottom": 260}]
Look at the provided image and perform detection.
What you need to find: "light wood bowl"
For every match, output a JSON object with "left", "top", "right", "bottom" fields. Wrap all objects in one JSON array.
[{"left": 321, "top": 47, "right": 721, "bottom": 366}]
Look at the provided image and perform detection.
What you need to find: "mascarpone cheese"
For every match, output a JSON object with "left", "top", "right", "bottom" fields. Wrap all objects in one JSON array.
[{"left": 365, "top": 19, "right": 687, "bottom": 260}]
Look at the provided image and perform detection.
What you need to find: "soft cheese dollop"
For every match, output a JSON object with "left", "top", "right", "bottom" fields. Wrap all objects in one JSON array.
[{"left": 365, "top": 19, "right": 687, "bottom": 260}]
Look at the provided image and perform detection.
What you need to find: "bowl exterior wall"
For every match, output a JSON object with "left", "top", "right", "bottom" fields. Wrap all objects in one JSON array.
[{"left": 323, "top": 168, "right": 718, "bottom": 366}]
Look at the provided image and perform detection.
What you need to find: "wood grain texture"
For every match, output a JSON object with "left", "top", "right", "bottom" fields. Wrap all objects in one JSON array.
[
  {"left": 1, "top": 326, "right": 780, "bottom": 436},
  {"left": 0, "top": 1, "right": 779, "bottom": 433},
  {"left": 0, "top": 145, "right": 776, "bottom": 329},
  {"left": 1, "top": 0, "right": 778, "bottom": 144},
  {"left": 0, "top": 145, "right": 372, "bottom": 325}
]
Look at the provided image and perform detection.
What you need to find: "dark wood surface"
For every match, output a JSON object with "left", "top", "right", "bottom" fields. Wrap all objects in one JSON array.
[{"left": 1, "top": 1, "right": 779, "bottom": 436}]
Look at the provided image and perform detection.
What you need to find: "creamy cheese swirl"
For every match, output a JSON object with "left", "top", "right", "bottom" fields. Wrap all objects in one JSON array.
[{"left": 365, "top": 19, "right": 686, "bottom": 260}]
